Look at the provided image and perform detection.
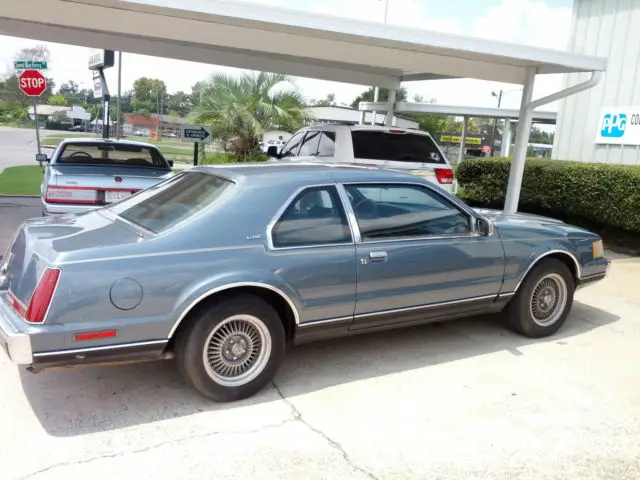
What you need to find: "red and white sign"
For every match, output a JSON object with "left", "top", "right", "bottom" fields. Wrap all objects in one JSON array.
[{"left": 18, "top": 69, "right": 47, "bottom": 97}]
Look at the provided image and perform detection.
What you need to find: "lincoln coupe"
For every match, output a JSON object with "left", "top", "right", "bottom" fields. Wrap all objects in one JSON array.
[{"left": 0, "top": 164, "right": 610, "bottom": 402}]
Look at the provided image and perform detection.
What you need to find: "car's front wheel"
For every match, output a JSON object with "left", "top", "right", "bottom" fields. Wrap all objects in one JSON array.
[
  {"left": 175, "top": 294, "right": 286, "bottom": 402},
  {"left": 505, "top": 258, "right": 575, "bottom": 338}
]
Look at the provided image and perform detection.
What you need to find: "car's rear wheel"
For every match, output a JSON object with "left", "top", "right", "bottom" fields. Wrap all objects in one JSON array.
[
  {"left": 505, "top": 258, "right": 575, "bottom": 338},
  {"left": 175, "top": 294, "right": 286, "bottom": 402}
]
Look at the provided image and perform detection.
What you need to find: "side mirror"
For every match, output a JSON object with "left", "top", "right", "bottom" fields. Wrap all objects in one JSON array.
[
  {"left": 476, "top": 217, "right": 494, "bottom": 236},
  {"left": 266, "top": 145, "right": 280, "bottom": 158},
  {"left": 35, "top": 153, "right": 49, "bottom": 163},
  {"left": 167, "top": 160, "right": 174, "bottom": 167}
]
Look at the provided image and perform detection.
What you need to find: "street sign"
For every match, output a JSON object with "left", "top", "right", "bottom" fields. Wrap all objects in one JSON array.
[
  {"left": 18, "top": 70, "right": 47, "bottom": 97},
  {"left": 181, "top": 124, "right": 212, "bottom": 144},
  {"left": 14, "top": 61, "right": 47, "bottom": 70}
]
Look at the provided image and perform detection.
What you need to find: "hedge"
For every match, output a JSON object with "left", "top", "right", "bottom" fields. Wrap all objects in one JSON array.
[{"left": 456, "top": 157, "right": 640, "bottom": 234}]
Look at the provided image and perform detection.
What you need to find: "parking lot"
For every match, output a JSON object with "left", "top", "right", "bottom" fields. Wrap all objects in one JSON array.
[{"left": 0, "top": 203, "right": 638, "bottom": 480}]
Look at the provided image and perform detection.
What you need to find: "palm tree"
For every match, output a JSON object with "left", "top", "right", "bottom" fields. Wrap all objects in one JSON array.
[{"left": 192, "top": 72, "right": 310, "bottom": 159}]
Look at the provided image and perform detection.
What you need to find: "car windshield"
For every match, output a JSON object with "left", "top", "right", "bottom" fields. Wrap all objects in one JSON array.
[
  {"left": 105, "top": 172, "right": 235, "bottom": 233},
  {"left": 56, "top": 142, "right": 170, "bottom": 168},
  {"left": 351, "top": 131, "right": 446, "bottom": 164}
]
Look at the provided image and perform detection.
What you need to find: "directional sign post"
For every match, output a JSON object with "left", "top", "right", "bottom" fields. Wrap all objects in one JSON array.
[
  {"left": 181, "top": 124, "right": 212, "bottom": 166},
  {"left": 17, "top": 69, "right": 48, "bottom": 155}
]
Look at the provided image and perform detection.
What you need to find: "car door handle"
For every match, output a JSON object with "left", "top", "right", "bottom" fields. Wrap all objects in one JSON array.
[{"left": 369, "top": 251, "right": 387, "bottom": 262}]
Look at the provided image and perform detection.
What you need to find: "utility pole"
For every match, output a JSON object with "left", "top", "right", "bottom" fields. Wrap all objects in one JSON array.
[
  {"left": 490, "top": 89, "right": 503, "bottom": 156},
  {"left": 116, "top": 51, "right": 122, "bottom": 139},
  {"left": 371, "top": 0, "right": 390, "bottom": 125}
]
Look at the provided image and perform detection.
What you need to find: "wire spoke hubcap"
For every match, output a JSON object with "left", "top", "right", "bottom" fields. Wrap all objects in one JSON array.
[
  {"left": 203, "top": 315, "right": 272, "bottom": 387},
  {"left": 529, "top": 273, "right": 568, "bottom": 327}
]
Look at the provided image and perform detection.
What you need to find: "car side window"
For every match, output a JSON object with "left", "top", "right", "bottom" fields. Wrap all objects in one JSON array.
[
  {"left": 271, "top": 186, "right": 352, "bottom": 248},
  {"left": 317, "top": 131, "right": 336, "bottom": 157},
  {"left": 280, "top": 132, "right": 306, "bottom": 157},
  {"left": 344, "top": 183, "right": 471, "bottom": 240},
  {"left": 298, "top": 131, "right": 321, "bottom": 156}
]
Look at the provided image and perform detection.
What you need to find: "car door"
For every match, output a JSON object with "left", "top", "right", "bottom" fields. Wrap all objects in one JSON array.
[
  {"left": 266, "top": 184, "right": 357, "bottom": 329},
  {"left": 341, "top": 182, "right": 505, "bottom": 329}
]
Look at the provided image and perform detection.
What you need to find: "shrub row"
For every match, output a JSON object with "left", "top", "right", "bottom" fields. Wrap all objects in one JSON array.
[{"left": 456, "top": 157, "right": 640, "bottom": 234}]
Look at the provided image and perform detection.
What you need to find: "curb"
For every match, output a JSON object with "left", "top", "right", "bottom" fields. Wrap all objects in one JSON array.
[{"left": 0, "top": 194, "right": 40, "bottom": 198}]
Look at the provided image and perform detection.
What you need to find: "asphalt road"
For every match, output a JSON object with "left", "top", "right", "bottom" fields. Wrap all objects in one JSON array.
[
  {"left": 0, "top": 199, "right": 638, "bottom": 479},
  {"left": 0, "top": 126, "right": 56, "bottom": 173}
]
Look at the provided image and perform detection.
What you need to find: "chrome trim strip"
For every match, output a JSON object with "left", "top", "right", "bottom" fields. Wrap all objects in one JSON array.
[
  {"left": 336, "top": 183, "right": 362, "bottom": 243},
  {"left": 498, "top": 292, "right": 516, "bottom": 299},
  {"left": 298, "top": 315, "right": 353, "bottom": 327},
  {"left": 352, "top": 294, "right": 497, "bottom": 319},
  {"left": 514, "top": 249, "right": 582, "bottom": 292},
  {"left": 59, "top": 245, "right": 262, "bottom": 266},
  {"left": 32, "top": 339, "right": 168, "bottom": 358},
  {"left": 265, "top": 183, "right": 356, "bottom": 251},
  {"left": 168, "top": 282, "right": 301, "bottom": 337}
]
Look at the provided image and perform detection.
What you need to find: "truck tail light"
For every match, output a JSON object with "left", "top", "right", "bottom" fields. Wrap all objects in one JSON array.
[
  {"left": 10, "top": 268, "right": 61, "bottom": 324},
  {"left": 45, "top": 186, "right": 100, "bottom": 204},
  {"left": 435, "top": 168, "right": 454, "bottom": 184}
]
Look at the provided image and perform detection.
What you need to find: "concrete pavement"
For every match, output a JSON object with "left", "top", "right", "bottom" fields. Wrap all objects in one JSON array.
[
  {"left": 0, "top": 126, "right": 56, "bottom": 174},
  {"left": 0, "top": 255, "right": 638, "bottom": 479}
]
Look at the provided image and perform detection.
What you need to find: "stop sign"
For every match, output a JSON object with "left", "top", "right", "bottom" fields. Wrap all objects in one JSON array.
[{"left": 18, "top": 69, "right": 47, "bottom": 97}]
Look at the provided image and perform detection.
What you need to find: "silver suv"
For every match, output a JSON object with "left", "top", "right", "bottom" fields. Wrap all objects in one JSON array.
[{"left": 267, "top": 124, "right": 455, "bottom": 193}]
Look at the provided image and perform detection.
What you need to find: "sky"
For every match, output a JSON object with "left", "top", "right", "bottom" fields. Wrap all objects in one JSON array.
[{"left": 0, "top": 0, "right": 575, "bottom": 111}]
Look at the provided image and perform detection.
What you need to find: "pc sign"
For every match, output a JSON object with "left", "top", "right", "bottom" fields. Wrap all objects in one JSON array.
[
  {"left": 18, "top": 70, "right": 47, "bottom": 97},
  {"left": 596, "top": 107, "right": 640, "bottom": 145}
]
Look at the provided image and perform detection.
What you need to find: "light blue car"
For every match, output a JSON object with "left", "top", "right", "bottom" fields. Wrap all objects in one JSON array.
[
  {"left": 37, "top": 138, "right": 174, "bottom": 216},
  {"left": 0, "top": 163, "right": 610, "bottom": 402}
]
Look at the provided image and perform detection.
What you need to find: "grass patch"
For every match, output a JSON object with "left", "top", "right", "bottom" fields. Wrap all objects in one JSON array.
[{"left": 0, "top": 166, "right": 43, "bottom": 195}]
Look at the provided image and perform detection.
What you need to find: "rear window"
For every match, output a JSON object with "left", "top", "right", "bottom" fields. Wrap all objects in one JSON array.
[
  {"left": 57, "top": 142, "right": 169, "bottom": 168},
  {"left": 106, "top": 172, "right": 234, "bottom": 233},
  {"left": 351, "top": 131, "right": 446, "bottom": 164}
]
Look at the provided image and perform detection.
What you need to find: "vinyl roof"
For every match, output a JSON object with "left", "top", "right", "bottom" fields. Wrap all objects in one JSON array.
[{"left": 0, "top": 0, "right": 607, "bottom": 88}]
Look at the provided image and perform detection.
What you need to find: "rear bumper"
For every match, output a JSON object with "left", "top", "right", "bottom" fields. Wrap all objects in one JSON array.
[
  {"left": 0, "top": 291, "right": 33, "bottom": 364},
  {"left": 42, "top": 201, "right": 100, "bottom": 216}
]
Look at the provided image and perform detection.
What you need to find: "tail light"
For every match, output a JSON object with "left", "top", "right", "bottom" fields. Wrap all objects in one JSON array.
[
  {"left": 434, "top": 168, "right": 454, "bottom": 184},
  {"left": 9, "top": 268, "right": 61, "bottom": 324},
  {"left": 45, "top": 186, "right": 100, "bottom": 204}
]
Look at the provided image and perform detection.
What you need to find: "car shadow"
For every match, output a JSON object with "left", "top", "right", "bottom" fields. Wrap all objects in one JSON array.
[{"left": 18, "top": 301, "right": 619, "bottom": 437}]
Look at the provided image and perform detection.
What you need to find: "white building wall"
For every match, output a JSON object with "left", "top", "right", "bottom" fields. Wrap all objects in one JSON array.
[{"left": 554, "top": 0, "right": 640, "bottom": 165}]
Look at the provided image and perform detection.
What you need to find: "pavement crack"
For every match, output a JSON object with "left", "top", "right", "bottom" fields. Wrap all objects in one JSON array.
[
  {"left": 271, "top": 380, "right": 380, "bottom": 480},
  {"left": 14, "top": 418, "right": 296, "bottom": 480}
]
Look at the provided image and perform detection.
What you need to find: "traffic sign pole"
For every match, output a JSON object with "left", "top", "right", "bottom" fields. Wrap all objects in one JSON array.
[
  {"left": 193, "top": 142, "right": 199, "bottom": 166},
  {"left": 33, "top": 98, "right": 41, "bottom": 155}
]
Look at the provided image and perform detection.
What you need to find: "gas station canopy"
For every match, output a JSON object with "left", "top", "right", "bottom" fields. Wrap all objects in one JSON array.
[{"left": 1, "top": 0, "right": 606, "bottom": 88}]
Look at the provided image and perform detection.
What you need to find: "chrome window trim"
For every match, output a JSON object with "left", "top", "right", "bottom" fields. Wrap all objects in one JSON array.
[
  {"left": 514, "top": 249, "right": 582, "bottom": 292},
  {"left": 336, "top": 183, "right": 362, "bottom": 243},
  {"left": 266, "top": 183, "right": 355, "bottom": 251},
  {"left": 339, "top": 180, "right": 480, "bottom": 243},
  {"left": 168, "top": 282, "right": 301, "bottom": 337},
  {"left": 33, "top": 339, "right": 169, "bottom": 358}
]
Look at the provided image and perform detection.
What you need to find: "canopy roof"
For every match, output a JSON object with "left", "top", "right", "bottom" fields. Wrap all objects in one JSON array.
[{"left": 1, "top": 0, "right": 607, "bottom": 88}]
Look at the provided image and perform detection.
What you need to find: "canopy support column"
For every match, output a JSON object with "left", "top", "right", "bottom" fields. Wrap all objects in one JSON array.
[
  {"left": 504, "top": 69, "right": 602, "bottom": 213},
  {"left": 385, "top": 89, "right": 396, "bottom": 126},
  {"left": 457, "top": 116, "right": 468, "bottom": 165},
  {"left": 504, "top": 67, "right": 536, "bottom": 214},
  {"left": 500, "top": 119, "right": 512, "bottom": 157}
]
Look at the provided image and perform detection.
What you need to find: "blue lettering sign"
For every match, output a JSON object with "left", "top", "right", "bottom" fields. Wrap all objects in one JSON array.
[{"left": 601, "top": 113, "right": 627, "bottom": 138}]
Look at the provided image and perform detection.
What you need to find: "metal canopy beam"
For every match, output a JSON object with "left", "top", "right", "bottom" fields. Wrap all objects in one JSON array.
[{"left": 360, "top": 101, "right": 558, "bottom": 124}]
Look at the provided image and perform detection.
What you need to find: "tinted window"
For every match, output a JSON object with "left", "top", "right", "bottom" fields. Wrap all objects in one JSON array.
[
  {"left": 351, "top": 131, "right": 446, "bottom": 164},
  {"left": 280, "top": 132, "right": 306, "bottom": 157},
  {"left": 272, "top": 186, "right": 352, "bottom": 248},
  {"left": 298, "top": 131, "right": 321, "bottom": 156},
  {"left": 317, "top": 131, "right": 336, "bottom": 157},
  {"left": 57, "top": 142, "right": 169, "bottom": 168},
  {"left": 344, "top": 183, "right": 470, "bottom": 240},
  {"left": 108, "top": 172, "right": 234, "bottom": 233}
]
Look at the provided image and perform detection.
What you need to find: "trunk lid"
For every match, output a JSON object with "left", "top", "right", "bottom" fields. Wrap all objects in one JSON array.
[
  {"left": 1, "top": 213, "right": 140, "bottom": 308},
  {"left": 48, "top": 165, "right": 173, "bottom": 206}
]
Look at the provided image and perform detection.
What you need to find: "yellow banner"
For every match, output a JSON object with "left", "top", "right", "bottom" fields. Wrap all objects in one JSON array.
[{"left": 440, "top": 135, "right": 482, "bottom": 145}]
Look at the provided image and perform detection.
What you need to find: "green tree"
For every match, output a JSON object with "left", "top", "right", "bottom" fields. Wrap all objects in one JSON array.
[
  {"left": 166, "top": 90, "right": 192, "bottom": 117},
  {"left": 192, "top": 72, "right": 310, "bottom": 159},
  {"left": 131, "top": 77, "right": 167, "bottom": 115},
  {"left": 48, "top": 95, "right": 68, "bottom": 106},
  {"left": 310, "top": 93, "right": 336, "bottom": 106},
  {"left": 350, "top": 87, "right": 408, "bottom": 108}
]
